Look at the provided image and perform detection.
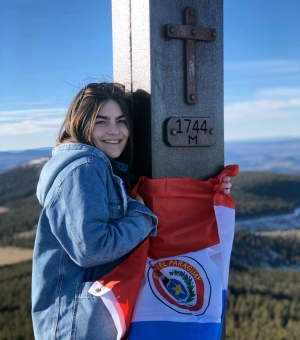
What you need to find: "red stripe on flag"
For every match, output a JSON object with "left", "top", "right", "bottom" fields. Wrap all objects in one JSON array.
[
  {"left": 127, "top": 165, "right": 239, "bottom": 259},
  {"left": 97, "top": 238, "right": 149, "bottom": 336}
]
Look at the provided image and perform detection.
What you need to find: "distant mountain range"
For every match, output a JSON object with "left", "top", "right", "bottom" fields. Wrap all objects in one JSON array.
[
  {"left": 0, "top": 138, "right": 299, "bottom": 174},
  {"left": 0, "top": 148, "right": 52, "bottom": 174},
  {"left": 225, "top": 138, "right": 300, "bottom": 173}
]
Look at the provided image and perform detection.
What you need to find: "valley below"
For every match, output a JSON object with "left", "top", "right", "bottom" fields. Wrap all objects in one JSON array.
[
  {"left": 0, "top": 151, "right": 299, "bottom": 339},
  {"left": 236, "top": 207, "right": 300, "bottom": 233}
]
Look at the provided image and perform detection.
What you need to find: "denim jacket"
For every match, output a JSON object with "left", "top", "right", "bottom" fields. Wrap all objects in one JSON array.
[{"left": 32, "top": 143, "right": 158, "bottom": 340}]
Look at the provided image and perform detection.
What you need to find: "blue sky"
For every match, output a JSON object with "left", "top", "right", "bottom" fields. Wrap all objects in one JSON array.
[{"left": 0, "top": 0, "right": 299, "bottom": 151}]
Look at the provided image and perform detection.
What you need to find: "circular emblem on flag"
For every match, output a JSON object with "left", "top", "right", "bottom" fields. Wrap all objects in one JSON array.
[{"left": 147, "top": 256, "right": 211, "bottom": 315}]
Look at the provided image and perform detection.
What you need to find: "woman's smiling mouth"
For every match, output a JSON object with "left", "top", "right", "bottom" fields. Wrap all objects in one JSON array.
[{"left": 102, "top": 140, "right": 122, "bottom": 144}]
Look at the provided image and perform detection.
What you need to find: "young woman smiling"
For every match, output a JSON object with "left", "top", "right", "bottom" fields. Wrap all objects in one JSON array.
[{"left": 31, "top": 83, "right": 158, "bottom": 339}]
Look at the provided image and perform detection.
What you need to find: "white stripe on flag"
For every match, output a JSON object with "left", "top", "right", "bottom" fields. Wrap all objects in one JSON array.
[
  {"left": 131, "top": 250, "right": 223, "bottom": 324},
  {"left": 89, "top": 281, "right": 126, "bottom": 340},
  {"left": 214, "top": 205, "right": 235, "bottom": 288}
]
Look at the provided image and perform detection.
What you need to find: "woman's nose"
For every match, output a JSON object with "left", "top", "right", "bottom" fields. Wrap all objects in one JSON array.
[{"left": 107, "top": 123, "right": 120, "bottom": 134}]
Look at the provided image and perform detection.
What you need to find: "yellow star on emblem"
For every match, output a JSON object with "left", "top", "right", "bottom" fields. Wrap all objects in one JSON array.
[{"left": 171, "top": 283, "right": 185, "bottom": 296}]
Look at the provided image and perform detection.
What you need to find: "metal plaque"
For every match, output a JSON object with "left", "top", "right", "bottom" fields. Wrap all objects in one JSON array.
[{"left": 164, "top": 117, "right": 215, "bottom": 147}]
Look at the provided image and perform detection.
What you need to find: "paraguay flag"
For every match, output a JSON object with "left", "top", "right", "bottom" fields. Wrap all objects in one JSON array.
[{"left": 89, "top": 165, "right": 239, "bottom": 340}]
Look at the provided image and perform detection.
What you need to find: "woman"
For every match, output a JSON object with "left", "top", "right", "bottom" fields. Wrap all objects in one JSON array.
[
  {"left": 32, "top": 82, "right": 231, "bottom": 339},
  {"left": 32, "top": 83, "right": 158, "bottom": 339}
]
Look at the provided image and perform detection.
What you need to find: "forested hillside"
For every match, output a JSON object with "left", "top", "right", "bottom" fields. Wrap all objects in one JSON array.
[
  {"left": 231, "top": 172, "right": 300, "bottom": 218},
  {"left": 226, "top": 268, "right": 300, "bottom": 339},
  {"left": 231, "top": 230, "right": 300, "bottom": 270},
  {"left": 0, "top": 160, "right": 46, "bottom": 246},
  {"left": 0, "top": 161, "right": 300, "bottom": 339},
  {"left": 1, "top": 161, "right": 300, "bottom": 249},
  {"left": 0, "top": 261, "right": 33, "bottom": 340}
]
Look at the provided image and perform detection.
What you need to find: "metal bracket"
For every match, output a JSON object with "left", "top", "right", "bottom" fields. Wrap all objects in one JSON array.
[
  {"left": 166, "top": 24, "right": 216, "bottom": 41},
  {"left": 166, "top": 7, "right": 216, "bottom": 104}
]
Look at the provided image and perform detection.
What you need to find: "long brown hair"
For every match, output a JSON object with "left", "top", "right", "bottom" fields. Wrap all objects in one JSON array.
[{"left": 57, "top": 82, "right": 134, "bottom": 169}]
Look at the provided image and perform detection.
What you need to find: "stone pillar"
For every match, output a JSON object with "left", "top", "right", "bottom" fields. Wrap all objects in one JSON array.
[
  {"left": 112, "top": 2, "right": 226, "bottom": 337},
  {"left": 112, "top": 0, "right": 224, "bottom": 180}
]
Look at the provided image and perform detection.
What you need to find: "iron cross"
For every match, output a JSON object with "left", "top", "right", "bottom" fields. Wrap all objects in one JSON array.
[{"left": 166, "top": 7, "right": 216, "bottom": 104}]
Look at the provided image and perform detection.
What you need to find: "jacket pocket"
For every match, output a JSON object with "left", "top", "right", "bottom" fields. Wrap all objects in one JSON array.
[
  {"left": 107, "top": 198, "right": 124, "bottom": 219},
  {"left": 71, "top": 282, "right": 118, "bottom": 340}
]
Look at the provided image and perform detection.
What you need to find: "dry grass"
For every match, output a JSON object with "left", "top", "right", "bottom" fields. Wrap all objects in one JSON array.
[
  {"left": 14, "top": 229, "right": 36, "bottom": 239},
  {"left": 0, "top": 206, "right": 9, "bottom": 214},
  {"left": 0, "top": 247, "right": 33, "bottom": 266}
]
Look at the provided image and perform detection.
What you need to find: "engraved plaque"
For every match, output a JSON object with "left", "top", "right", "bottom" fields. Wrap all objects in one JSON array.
[{"left": 165, "top": 117, "right": 215, "bottom": 147}]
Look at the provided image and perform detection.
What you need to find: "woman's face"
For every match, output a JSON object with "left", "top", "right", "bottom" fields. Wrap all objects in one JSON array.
[{"left": 92, "top": 100, "right": 129, "bottom": 159}]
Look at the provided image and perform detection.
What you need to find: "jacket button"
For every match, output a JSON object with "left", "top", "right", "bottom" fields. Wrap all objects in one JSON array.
[{"left": 117, "top": 209, "right": 122, "bottom": 215}]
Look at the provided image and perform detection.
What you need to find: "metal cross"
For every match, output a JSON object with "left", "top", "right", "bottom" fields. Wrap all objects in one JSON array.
[{"left": 166, "top": 7, "right": 216, "bottom": 104}]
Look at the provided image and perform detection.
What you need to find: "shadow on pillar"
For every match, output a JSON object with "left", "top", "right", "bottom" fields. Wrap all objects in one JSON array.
[
  {"left": 131, "top": 89, "right": 153, "bottom": 179},
  {"left": 130, "top": 89, "right": 227, "bottom": 340}
]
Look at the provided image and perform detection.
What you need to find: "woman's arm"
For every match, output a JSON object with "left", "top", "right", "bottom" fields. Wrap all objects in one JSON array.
[{"left": 47, "top": 163, "right": 157, "bottom": 268}]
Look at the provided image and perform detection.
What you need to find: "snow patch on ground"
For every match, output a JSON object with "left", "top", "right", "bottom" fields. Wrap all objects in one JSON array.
[
  {"left": 22, "top": 157, "right": 49, "bottom": 167},
  {"left": 235, "top": 207, "right": 300, "bottom": 233}
]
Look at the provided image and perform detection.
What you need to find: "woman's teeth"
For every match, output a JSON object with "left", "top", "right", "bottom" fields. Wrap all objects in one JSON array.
[{"left": 103, "top": 140, "right": 120, "bottom": 144}]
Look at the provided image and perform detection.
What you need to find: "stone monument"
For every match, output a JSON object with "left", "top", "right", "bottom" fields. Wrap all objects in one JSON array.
[{"left": 112, "top": 0, "right": 226, "bottom": 337}]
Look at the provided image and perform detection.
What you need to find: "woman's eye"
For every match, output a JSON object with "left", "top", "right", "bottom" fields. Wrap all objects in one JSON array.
[
  {"left": 95, "top": 120, "right": 106, "bottom": 125},
  {"left": 117, "top": 119, "right": 127, "bottom": 124}
]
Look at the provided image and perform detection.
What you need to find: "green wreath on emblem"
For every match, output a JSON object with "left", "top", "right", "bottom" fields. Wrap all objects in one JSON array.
[{"left": 169, "top": 269, "right": 196, "bottom": 303}]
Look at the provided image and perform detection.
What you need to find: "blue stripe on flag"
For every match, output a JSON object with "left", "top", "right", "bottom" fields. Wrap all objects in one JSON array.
[
  {"left": 217, "top": 289, "right": 227, "bottom": 339},
  {"left": 129, "top": 321, "right": 222, "bottom": 340},
  {"left": 222, "top": 290, "right": 227, "bottom": 312}
]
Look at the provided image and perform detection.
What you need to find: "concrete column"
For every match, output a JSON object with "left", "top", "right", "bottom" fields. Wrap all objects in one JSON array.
[
  {"left": 112, "top": 3, "right": 226, "bottom": 338},
  {"left": 112, "top": 0, "right": 224, "bottom": 181}
]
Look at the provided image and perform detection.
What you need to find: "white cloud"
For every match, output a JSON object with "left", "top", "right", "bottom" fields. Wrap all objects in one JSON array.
[
  {"left": 225, "top": 99, "right": 300, "bottom": 119},
  {"left": 225, "top": 60, "right": 300, "bottom": 88},
  {"left": 0, "top": 108, "right": 66, "bottom": 137},
  {"left": 255, "top": 87, "right": 300, "bottom": 98},
  {"left": 225, "top": 60, "right": 300, "bottom": 75},
  {"left": 225, "top": 86, "right": 300, "bottom": 120},
  {"left": 0, "top": 118, "right": 63, "bottom": 136},
  {"left": 0, "top": 108, "right": 66, "bottom": 122},
  {"left": 224, "top": 86, "right": 300, "bottom": 141}
]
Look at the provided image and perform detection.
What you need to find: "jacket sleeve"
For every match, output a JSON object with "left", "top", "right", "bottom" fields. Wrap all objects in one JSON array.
[{"left": 47, "top": 162, "right": 157, "bottom": 267}]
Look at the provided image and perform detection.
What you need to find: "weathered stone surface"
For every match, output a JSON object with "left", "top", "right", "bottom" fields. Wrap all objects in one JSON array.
[{"left": 112, "top": 0, "right": 224, "bottom": 180}]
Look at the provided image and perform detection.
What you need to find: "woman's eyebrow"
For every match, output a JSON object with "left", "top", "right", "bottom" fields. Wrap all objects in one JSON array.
[{"left": 96, "top": 114, "right": 125, "bottom": 119}]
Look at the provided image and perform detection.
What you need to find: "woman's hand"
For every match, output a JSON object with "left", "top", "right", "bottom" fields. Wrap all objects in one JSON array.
[
  {"left": 221, "top": 176, "right": 232, "bottom": 194},
  {"left": 134, "top": 192, "right": 145, "bottom": 205}
]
